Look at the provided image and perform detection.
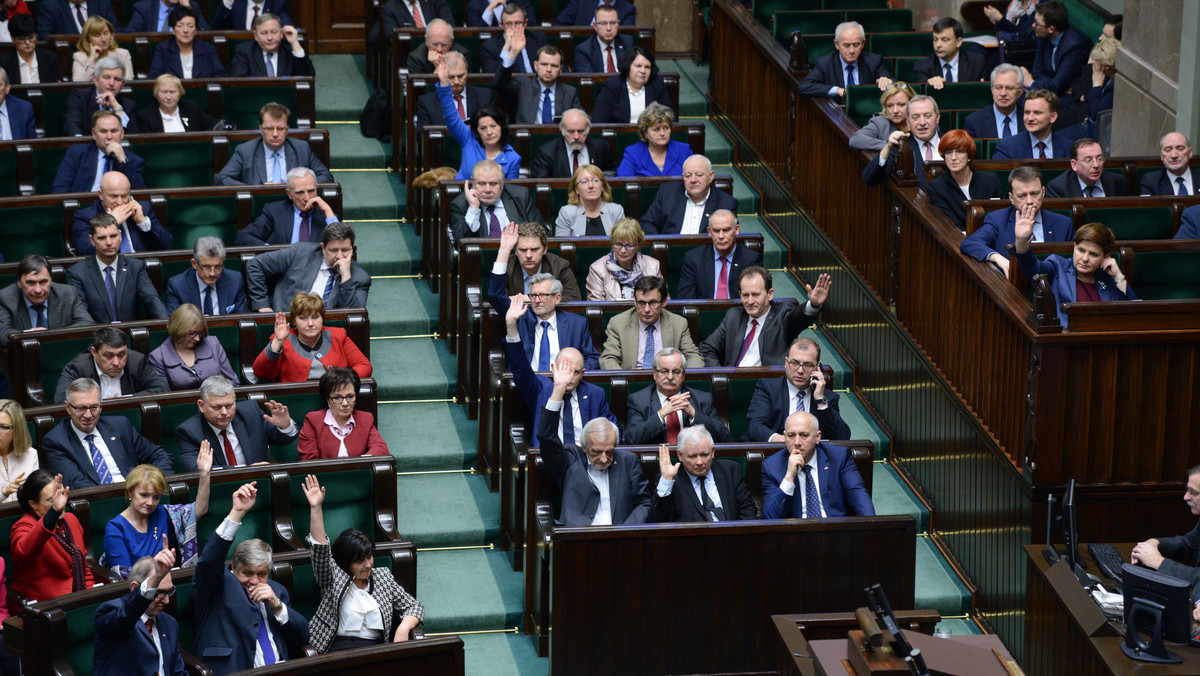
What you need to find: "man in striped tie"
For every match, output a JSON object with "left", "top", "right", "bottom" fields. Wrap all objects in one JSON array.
[
  {"left": 760, "top": 411, "right": 875, "bottom": 520},
  {"left": 624, "top": 347, "right": 730, "bottom": 445}
]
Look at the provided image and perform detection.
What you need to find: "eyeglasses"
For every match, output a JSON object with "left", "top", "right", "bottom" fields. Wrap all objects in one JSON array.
[
  {"left": 195, "top": 264, "right": 223, "bottom": 273},
  {"left": 785, "top": 360, "right": 818, "bottom": 370},
  {"left": 260, "top": 125, "right": 288, "bottom": 133},
  {"left": 634, "top": 300, "right": 662, "bottom": 308},
  {"left": 12, "top": 35, "right": 38, "bottom": 44},
  {"left": 185, "top": 330, "right": 205, "bottom": 338},
  {"left": 66, "top": 402, "right": 101, "bottom": 414},
  {"left": 893, "top": 82, "right": 910, "bottom": 90},
  {"left": 612, "top": 242, "right": 638, "bottom": 250},
  {"left": 594, "top": 20, "right": 619, "bottom": 28},
  {"left": 654, "top": 368, "right": 684, "bottom": 377},
  {"left": 329, "top": 394, "right": 357, "bottom": 404},
  {"left": 154, "top": 586, "right": 177, "bottom": 598},
  {"left": 577, "top": 178, "right": 603, "bottom": 186},
  {"left": 527, "top": 292, "right": 556, "bottom": 300}
]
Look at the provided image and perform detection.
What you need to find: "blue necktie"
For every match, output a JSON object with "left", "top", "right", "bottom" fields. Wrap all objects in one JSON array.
[
  {"left": 641, "top": 325, "right": 655, "bottom": 369},
  {"left": 119, "top": 225, "right": 133, "bottom": 253},
  {"left": 204, "top": 286, "right": 216, "bottom": 315},
  {"left": 845, "top": 64, "right": 856, "bottom": 86},
  {"left": 541, "top": 88, "right": 553, "bottom": 124},
  {"left": 104, "top": 266, "right": 119, "bottom": 320},
  {"left": 795, "top": 391, "right": 806, "bottom": 413},
  {"left": 803, "top": 465, "right": 822, "bottom": 519},
  {"left": 537, "top": 321, "right": 551, "bottom": 371},
  {"left": 256, "top": 606, "right": 277, "bottom": 665},
  {"left": 265, "top": 53, "right": 276, "bottom": 77},
  {"left": 32, "top": 304, "right": 46, "bottom": 328},
  {"left": 561, "top": 393, "right": 575, "bottom": 445},
  {"left": 1179, "top": 177, "right": 1189, "bottom": 196},
  {"left": 1002, "top": 116, "right": 1013, "bottom": 139},
  {"left": 270, "top": 151, "right": 283, "bottom": 183},
  {"left": 102, "top": 154, "right": 112, "bottom": 175},
  {"left": 86, "top": 434, "right": 114, "bottom": 484},
  {"left": 943, "top": 63, "right": 953, "bottom": 82},
  {"left": 322, "top": 271, "right": 336, "bottom": 304}
]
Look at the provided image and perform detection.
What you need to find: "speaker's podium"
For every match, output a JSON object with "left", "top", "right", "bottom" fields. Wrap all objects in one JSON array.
[
  {"left": 1024, "top": 543, "right": 1200, "bottom": 674},
  {"left": 773, "top": 611, "right": 1018, "bottom": 675}
]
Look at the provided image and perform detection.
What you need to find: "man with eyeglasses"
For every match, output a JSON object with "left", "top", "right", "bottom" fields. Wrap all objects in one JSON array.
[
  {"left": 531, "top": 108, "right": 614, "bottom": 178},
  {"left": 0, "top": 68, "right": 36, "bottom": 140},
  {"left": 176, "top": 375, "right": 298, "bottom": 471},
  {"left": 449, "top": 159, "right": 544, "bottom": 243},
  {"left": 745, "top": 337, "right": 851, "bottom": 443},
  {"left": 963, "top": 63, "right": 1026, "bottom": 140},
  {"left": 166, "top": 236, "right": 249, "bottom": 315},
  {"left": 54, "top": 326, "right": 168, "bottom": 403},
  {"left": 1020, "top": 0, "right": 1092, "bottom": 97},
  {"left": 0, "top": 15, "right": 63, "bottom": 84},
  {"left": 94, "top": 540, "right": 188, "bottom": 676},
  {"left": 554, "top": 0, "right": 635, "bottom": 28},
  {"left": 480, "top": 3, "right": 546, "bottom": 74},
  {"left": 467, "top": 0, "right": 536, "bottom": 27},
  {"left": 1045, "top": 138, "right": 1127, "bottom": 198},
  {"left": 405, "top": 19, "right": 471, "bottom": 75},
  {"left": 493, "top": 222, "right": 581, "bottom": 301},
  {"left": 1132, "top": 465, "right": 1200, "bottom": 612},
  {"left": 640, "top": 154, "right": 738, "bottom": 235},
  {"left": 960, "top": 164, "right": 1075, "bottom": 278},
  {"left": 760, "top": 411, "right": 873, "bottom": 520},
  {"left": 216, "top": 102, "right": 333, "bottom": 185},
  {"left": 599, "top": 275, "right": 702, "bottom": 370},
  {"left": 574, "top": 4, "right": 632, "bottom": 74},
  {"left": 236, "top": 168, "right": 339, "bottom": 246},
  {"left": 624, "top": 347, "right": 728, "bottom": 445},
  {"left": 797, "top": 21, "right": 892, "bottom": 101},
  {"left": 42, "top": 377, "right": 174, "bottom": 488}
]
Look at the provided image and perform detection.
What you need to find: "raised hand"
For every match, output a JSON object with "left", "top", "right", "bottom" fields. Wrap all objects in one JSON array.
[
  {"left": 272, "top": 311, "right": 289, "bottom": 345},
  {"left": 231, "top": 481, "right": 258, "bottom": 513},
  {"left": 505, "top": 293, "right": 529, "bottom": 325},
  {"left": 435, "top": 52, "right": 450, "bottom": 85},
  {"left": 196, "top": 441, "right": 213, "bottom": 474},
  {"left": 509, "top": 27, "right": 526, "bottom": 57},
  {"left": 463, "top": 179, "right": 480, "bottom": 210},
  {"left": 262, "top": 399, "right": 291, "bottom": 428},
  {"left": 551, "top": 357, "right": 574, "bottom": 386},
  {"left": 1014, "top": 205, "right": 1035, "bottom": 244},
  {"left": 302, "top": 474, "right": 325, "bottom": 508},
  {"left": 498, "top": 222, "right": 519, "bottom": 252},
  {"left": 152, "top": 534, "right": 176, "bottom": 576},
  {"left": 51, "top": 473, "right": 69, "bottom": 512},
  {"left": 282, "top": 24, "right": 300, "bottom": 47},
  {"left": 804, "top": 273, "right": 832, "bottom": 308},
  {"left": 1100, "top": 256, "right": 1123, "bottom": 281},
  {"left": 983, "top": 5, "right": 1002, "bottom": 23},
  {"left": 876, "top": 76, "right": 893, "bottom": 91},
  {"left": 3, "top": 472, "right": 26, "bottom": 498},
  {"left": 926, "top": 76, "right": 946, "bottom": 90},
  {"left": 658, "top": 444, "right": 679, "bottom": 480}
]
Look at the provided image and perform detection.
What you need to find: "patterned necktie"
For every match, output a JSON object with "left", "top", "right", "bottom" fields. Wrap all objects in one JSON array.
[
  {"left": 265, "top": 52, "right": 276, "bottom": 77},
  {"left": 735, "top": 318, "right": 758, "bottom": 366},
  {"left": 537, "top": 321, "right": 551, "bottom": 371},
  {"left": 322, "top": 271, "right": 336, "bottom": 304},
  {"left": 252, "top": 4, "right": 260, "bottom": 22},
  {"left": 298, "top": 210, "right": 311, "bottom": 242},
  {"left": 486, "top": 206, "right": 502, "bottom": 237},
  {"left": 454, "top": 94, "right": 466, "bottom": 120},
  {"left": 795, "top": 391, "right": 806, "bottom": 414},
  {"left": 605, "top": 46, "right": 616, "bottom": 73},
  {"left": 641, "top": 325, "right": 656, "bottom": 369},
  {"left": 943, "top": 62, "right": 953, "bottom": 82},
  {"left": 803, "top": 465, "right": 822, "bottom": 518},
  {"left": 256, "top": 606, "right": 277, "bottom": 665},
  {"left": 204, "top": 286, "right": 216, "bottom": 315},
  {"left": 271, "top": 151, "right": 283, "bottom": 183},
  {"left": 1036, "top": 141, "right": 1046, "bottom": 159},
  {"left": 409, "top": 1, "right": 424, "bottom": 27},
  {"left": 698, "top": 475, "right": 724, "bottom": 521},
  {"left": 86, "top": 434, "right": 114, "bottom": 484},
  {"left": 32, "top": 304, "right": 46, "bottom": 328},
  {"left": 924, "top": 141, "right": 933, "bottom": 162},
  {"left": 561, "top": 392, "right": 575, "bottom": 445},
  {"left": 104, "top": 266, "right": 119, "bottom": 320},
  {"left": 541, "top": 88, "right": 553, "bottom": 124},
  {"left": 221, "top": 429, "right": 237, "bottom": 466},
  {"left": 1002, "top": 116, "right": 1013, "bottom": 139},
  {"left": 845, "top": 64, "right": 856, "bottom": 87},
  {"left": 1084, "top": 185, "right": 1096, "bottom": 198},
  {"left": 572, "top": 149, "right": 581, "bottom": 173},
  {"left": 1178, "top": 177, "right": 1188, "bottom": 196},
  {"left": 715, "top": 257, "right": 729, "bottom": 299}
]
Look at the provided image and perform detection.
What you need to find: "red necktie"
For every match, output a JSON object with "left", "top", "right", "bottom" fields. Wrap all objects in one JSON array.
[
  {"left": 572, "top": 149, "right": 580, "bottom": 173},
  {"left": 665, "top": 410, "right": 680, "bottom": 444},
  {"left": 735, "top": 319, "right": 758, "bottom": 365},
  {"left": 923, "top": 142, "right": 933, "bottom": 162},
  {"left": 221, "top": 430, "right": 237, "bottom": 466},
  {"left": 454, "top": 95, "right": 466, "bottom": 120},
  {"left": 605, "top": 46, "right": 616, "bottom": 73},
  {"left": 715, "top": 256, "right": 729, "bottom": 299},
  {"left": 252, "top": 4, "right": 260, "bottom": 22},
  {"left": 145, "top": 619, "right": 154, "bottom": 634},
  {"left": 410, "top": 1, "right": 425, "bottom": 27},
  {"left": 1036, "top": 141, "right": 1046, "bottom": 159}
]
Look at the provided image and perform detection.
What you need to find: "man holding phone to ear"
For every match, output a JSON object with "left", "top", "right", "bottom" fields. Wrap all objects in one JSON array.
[
  {"left": 448, "top": 159, "right": 544, "bottom": 245},
  {"left": 744, "top": 337, "right": 852, "bottom": 442}
]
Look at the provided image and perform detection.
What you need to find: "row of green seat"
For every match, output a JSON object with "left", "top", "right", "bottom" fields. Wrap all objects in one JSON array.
[
  {"left": 964, "top": 195, "right": 1200, "bottom": 242},
  {"left": 1012, "top": 240, "right": 1200, "bottom": 301},
  {"left": 41, "top": 29, "right": 289, "bottom": 81}
]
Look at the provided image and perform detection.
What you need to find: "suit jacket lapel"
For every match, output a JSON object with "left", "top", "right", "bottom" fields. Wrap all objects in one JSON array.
[
  {"left": 622, "top": 314, "right": 640, "bottom": 368},
  {"left": 70, "top": 421, "right": 103, "bottom": 485},
  {"left": 815, "top": 445, "right": 832, "bottom": 514}
]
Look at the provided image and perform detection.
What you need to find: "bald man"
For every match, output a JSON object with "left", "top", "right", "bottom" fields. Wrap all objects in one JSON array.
[
  {"left": 760, "top": 411, "right": 874, "bottom": 520},
  {"left": 639, "top": 155, "right": 739, "bottom": 235},
  {"left": 71, "top": 172, "right": 173, "bottom": 255}
]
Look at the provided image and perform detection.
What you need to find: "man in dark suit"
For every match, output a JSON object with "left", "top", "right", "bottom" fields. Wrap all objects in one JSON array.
[
  {"left": 212, "top": 0, "right": 292, "bottom": 30},
  {"left": 761, "top": 411, "right": 874, "bottom": 520},
  {"left": 699, "top": 266, "right": 830, "bottom": 368},
  {"left": 744, "top": 337, "right": 852, "bottom": 442},
  {"left": 126, "top": 0, "right": 211, "bottom": 32},
  {"left": 94, "top": 544, "right": 187, "bottom": 676},
  {"left": 493, "top": 222, "right": 581, "bottom": 300},
  {"left": 861, "top": 94, "right": 941, "bottom": 190},
  {"left": 625, "top": 347, "right": 729, "bottom": 445},
  {"left": 0, "top": 255, "right": 94, "bottom": 351},
  {"left": 42, "top": 377, "right": 174, "bottom": 488},
  {"left": 640, "top": 155, "right": 739, "bottom": 235},
  {"left": 245, "top": 222, "right": 372, "bottom": 311},
  {"left": 676, "top": 210, "right": 763, "bottom": 300},
  {"left": 492, "top": 262, "right": 599, "bottom": 370},
  {"left": 0, "top": 70, "right": 37, "bottom": 139},
  {"left": 467, "top": 0, "right": 536, "bottom": 27},
  {"left": 493, "top": 41, "right": 580, "bottom": 123},
  {"left": 555, "top": 0, "right": 634, "bottom": 27},
  {"left": 67, "top": 213, "right": 169, "bottom": 323},
  {"left": 166, "top": 237, "right": 249, "bottom": 316},
  {"left": 376, "top": 0, "right": 453, "bottom": 53},
  {"left": 177, "top": 375, "right": 297, "bottom": 470},
  {"left": 962, "top": 63, "right": 1025, "bottom": 140},
  {"left": 991, "top": 90, "right": 1073, "bottom": 160},
  {"left": 36, "top": 0, "right": 120, "bottom": 36},
  {"left": 229, "top": 14, "right": 314, "bottom": 77},
  {"left": 193, "top": 482, "right": 309, "bottom": 675},
  {"left": 405, "top": 20, "right": 472, "bottom": 75},
  {"left": 913, "top": 18, "right": 987, "bottom": 87},
  {"left": 537, "top": 366, "right": 648, "bottom": 525},
  {"left": 650, "top": 425, "right": 756, "bottom": 522},
  {"left": 480, "top": 5, "right": 547, "bottom": 73},
  {"left": 1, "top": 16, "right": 65, "bottom": 85},
  {"left": 448, "top": 159, "right": 544, "bottom": 243},
  {"left": 531, "top": 108, "right": 615, "bottom": 177},
  {"left": 216, "top": 103, "right": 332, "bottom": 185},
  {"left": 63, "top": 58, "right": 138, "bottom": 136},
  {"left": 415, "top": 51, "right": 494, "bottom": 135},
  {"left": 53, "top": 327, "right": 168, "bottom": 403},
  {"left": 235, "top": 169, "right": 338, "bottom": 246},
  {"left": 573, "top": 4, "right": 632, "bottom": 73},
  {"left": 1132, "top": 466, "right": 1200, "bottom": 592},
  {"left": 960, "top": 165, "right": 1075, "bottom": 277},
  {"left": 1020, "top": 1, "right": 1091, "bottom": 96},
  {"left": 796, "top": 21, "right": 892, "bottom": 101},
  {"left": 1177, "top": 205, "right": 1200, "bottom": 240},
  {"left": 53, "top": 113, "right": 146, "bottom": 194},
  {"left": 1141, "top": 132, "right": 1200, "bottom": 196},
  {"left": 70, "top": 172, "right": 172, "bottom": 254},
  {"left": 1045, "top": 138, "right": 1127, "bottom": 198},
  {"left": 503, "top": 298, "right": 615, "bottom": 445}
]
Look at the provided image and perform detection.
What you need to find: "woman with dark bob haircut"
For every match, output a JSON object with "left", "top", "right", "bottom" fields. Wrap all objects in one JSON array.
[
  {"left": 10, "top": 470, "right": 96, "bottom": 601},
  {"left": 592, "top": 46, "right": 673, "bottom": 124},
  {"left": 298, "top": 367, "right": 390, "bottom": 460},
  {"left": 434, "top": 54, "right": 521, "bottom": 179},
  {"left": 1014, "top": 221, "right": 1137, "bottom": 328},
  {"left": 925, "top": 129, "right": 1004, "bottom": 230},
  {"left": 303, "top": 475, "right": 423, "bottom": 652}
]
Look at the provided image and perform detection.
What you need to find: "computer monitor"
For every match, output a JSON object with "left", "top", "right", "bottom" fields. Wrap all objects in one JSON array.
[
  {"left": 1120, "top": 562, "right": 1191, "bottom": 664},
  {"left": 1043, "top": 480, "right": 1090, "bottom": 585}
]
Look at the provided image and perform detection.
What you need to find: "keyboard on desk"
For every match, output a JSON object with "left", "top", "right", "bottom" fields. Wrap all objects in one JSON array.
[{"left": 1089, "top": 543, "right": 1125, "bottom": 586}]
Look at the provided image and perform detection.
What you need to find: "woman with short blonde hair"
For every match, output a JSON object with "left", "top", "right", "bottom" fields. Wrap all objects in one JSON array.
[
  {"left": 0, "top": 399, "right": 37, "bottom": 503},
  {"left": 555, "top": 164, "right": 625, "bottom": 237}
]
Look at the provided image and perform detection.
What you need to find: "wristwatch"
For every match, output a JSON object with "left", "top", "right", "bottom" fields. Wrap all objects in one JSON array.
[{"left": 812, "top": 397, "right": 827, "bottom": 407}]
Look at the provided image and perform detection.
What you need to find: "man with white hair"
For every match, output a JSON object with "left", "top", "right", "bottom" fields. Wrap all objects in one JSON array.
[
  {"left": 63, "top": 56, "right": 138, "bottom": 136},
  {"left": 639, "top": 154, "right": 739, "bottom": 235},
  {"left": 650, "top": 425, "right": 757, "bottom": 522},
  {"left": 536, "top": 359, "right": 649, "bottom": 526},
  {"left": 416, "top": 51, "right": 495, "bottom": 135},
  {"left": 797, "top": 21, "right": 892, "bottom": 100},
  {"left": 963, "top": 63, "right": 1026, "bottom": 140},
  {"left": 531, "top": 108, "right": 615, "bottom": 177},
  {"left": 236, "top": 168, "right": 340, "bottom": 245},
  {"left": 405, "top": 19, "right": 472, "bottom": 74},
  {"left": 861, "top": 94, "right": 941, "bottom": 190}
]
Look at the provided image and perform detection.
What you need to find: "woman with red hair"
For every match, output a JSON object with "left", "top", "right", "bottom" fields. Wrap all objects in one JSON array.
[{"left": 926, "top": 129, "right": 1003, "bottom": 230}]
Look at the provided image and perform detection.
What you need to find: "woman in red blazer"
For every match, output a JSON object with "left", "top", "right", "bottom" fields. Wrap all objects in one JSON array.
[
  {"left": 10, "top": 470, "right": 95, "bottom": 602},
  {"left": 299, "top": 368, "right": 390, "bottom": 460},
  {"left": 254, "top": 293, "right": 373, "bottom": 383}
]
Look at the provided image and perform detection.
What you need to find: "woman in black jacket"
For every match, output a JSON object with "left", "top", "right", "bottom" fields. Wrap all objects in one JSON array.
[
  {"left": 591, "top": 46, "right": 673, "bottom": 124},
  {"left": 136, "top": 74, "right": 220, "bottom": 132},
  {"left": 926, "top": 129, "right": 1003, "bottom": 230}
]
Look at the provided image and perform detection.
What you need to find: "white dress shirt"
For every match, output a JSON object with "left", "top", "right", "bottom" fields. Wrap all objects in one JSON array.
[
  {"left": 337, "top": 584, "right": 385, "bottom": 640},
  {"left": 94, "top": 360, "right": 124, "bottom": 399},
  {"left": 542, "top": 397, "right": 584, "bottom": 453},
  {"left": 626, "top": 84, "right": 646, "bottom": 123},
  {"left": 18, "top": 52, "right": 39, "bottom": 83},
  {"left": 208, "top": 422, "right": 245, "bottom": 465},
  {"left": 736, "top": 306, "right": 771, "bottom": 367},
  {"left": 777, "top": 455, "right": 826, "bottom": 517},
  {"left": 179, "top": 52, "right": 194, "bottom": 79},
  {"left": 309, "top": 264, "right": 335, "bottom": 298},
  {"left": 71, "top": 422, "right": 126, "bottom": 482},
  {"left": 680, "top": 188, "right": 710, "bottom": 234},
  {"left": 1171, "top": 170, "right": 1195, "bottom": 196},
  {"left": 634, "top": 318, "right": 663, "bottom": 367},
  {"left": 161, "top": 109, "right": 186, "bottom": 133},
  {"left": 565, "top": 139, "right": 590, "bottom": 169},
  {"left": 585, "top": 464, "right": 612, "bottom": 525},
  {"left": 470, "top": 201, "right": 511, "bottom": 235}
]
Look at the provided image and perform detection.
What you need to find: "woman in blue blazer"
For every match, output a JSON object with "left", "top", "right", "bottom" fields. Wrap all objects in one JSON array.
[
  {"left": 1014, "top": 221, "right": 1137, "bottom": 328},
  {"left": 616, "top": 102, "right": 690, "bottom": 177},
  {"left": 591, "top": 46, "right": 673, "bottom": 124},
  {"left": 435, "top": 56, "right": 521, "bottom": 180},
  {"left": 148, "top": 6, "right": 227, "bottom": 79}
]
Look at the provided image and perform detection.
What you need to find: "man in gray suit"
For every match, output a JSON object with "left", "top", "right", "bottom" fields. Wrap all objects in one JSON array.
[
  {"left": 53, "top": 326, "right": 168, "bottom": 403},
  {"left": 699, "top": 266, "right": 830, "bottom": 367},
  {"left": 493, "top": 33, "right": 581, "bottom": 125},
  {"left": 538, "top": 359, "right": 650, "bottom": 527},
  {"left": 599, "top": 276, "right": 704, "bottom": 370},
  {"left": 66, "top": 213, "right": 168, "bottom": 324},
  {"left": 448, "top": 159, "right": 544, "bottom": 243},
  {"left": 246, "top": 222, "right": 372, "bottom": 312},
  {"left": 0, "top": 255, "right": 94, "bottom": 348},
  {"left": 214, "top": 102, "right": 333, "bottom": 186}
]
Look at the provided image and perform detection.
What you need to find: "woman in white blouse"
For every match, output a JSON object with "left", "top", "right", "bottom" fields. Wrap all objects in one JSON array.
[
  {"left": 555, "top": 164, "right": 625, "bottom": 237},
  {"left": 136, "top": 73, "right": 219, "bottom": 132},
  {"left": 303, "top": 475, "right": 424, "bottom": 652},
  {"left": 71, "top": 16, "right": 133, "bottom": 82},
  {"left": 0, "top": 399, "right": 38, "bottom": 503}
]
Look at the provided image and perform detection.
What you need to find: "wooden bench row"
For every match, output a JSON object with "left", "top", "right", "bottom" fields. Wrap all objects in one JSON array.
[
  {"left": 928, "top": 158, "right": 1200, "bottom": 201},
  {"left": 1008, "top": 239, "right": 1200, "bottom": 302},
  {"left": 963, "top": 195, "right": 1200, "bottom": 242}
]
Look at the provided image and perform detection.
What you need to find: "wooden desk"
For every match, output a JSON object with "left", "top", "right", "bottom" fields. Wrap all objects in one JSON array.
[{"left": 1024, "top": 543, "right": 1200, "bottom": 675}]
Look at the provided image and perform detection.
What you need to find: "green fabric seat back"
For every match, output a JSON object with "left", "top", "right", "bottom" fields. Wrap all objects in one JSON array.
[
  {"left": 1129, "top": 251, "right": 1200, "bottom": 300},
  {"left": 774, "top": 11, "right": 842, "bottom": 39},
  {"left": 800, "top": 34, "right": 837, "bottom": 61},
  {"left": 825, "top": 0, "right": 889, "bottom": 8},
  {"left": 39, "top": 340, "right": 92, "bottom": 398},
  {"left": 728, "top": 377, "right": 761, "bottom": 440},
  {"left": 984, "top": 139, "right": 999, "bottom": 159},
  {"left": 32, "top": 145, "right": 70, "bottom": 196},
  {"left": 1062, "top": 0, "right": 1105, "bottom": 46},
  {"left": 133, "top": 138, "right": 215, "bottom": 189},
  {"left": 756, "top": 0, "right": 822, "bottom": 24},
  {"left": 846, "top": 8, "right": 913, "bottom": 33},
  {"left": 928, "top": 82, "right": 993, "bottom": 111},
  {"left": 160, "top": 399, "right": 200, "bottom": 466},
  {"left": 1089, "top": 207, "right": 1172, "bottom": 240},
  {"left": 697, "top": 305, "right": 733, "bottom": 341},
  {"left": 41, "top": 88, "right": 71, "bottom": 138},
  {"left": 66, "top": 597, "right": 109, "bottom": 676},
  {"left": 197, "top": 479, "right": 271, "bottom": 553},
  {"left": 171, "top": 581, "right": 197, "bottom": 652},
  {"left": 0, "top": 147, "right": 19, "bottom": 197},
  {"left": 285, "top": 558, "right": 320, "bottom": 619},
  {"left": 221, "top": 82, "right": 298, "bottom": 133},
  {"left": 893, "top": 57, "right": 921, "bottom": 84},
  {"left": 0, "top": 203, "right": 67, "bottom": 258},
  {"left": 87, "top": 493, "right": 134, "bottom": 561},
  {"left": 638, "top": 183, "right": 662, "bottom": 211},
  {"left": 250, "top": 193, "right": 292, "bottom": 216},
  {"left": 870, "top": 32, "right": 932, "bottom": 57},
  {"left": 845, "top": 85, "right": 887, "bottom": 127},
  {"left": 162, "top": 193, "right": 242, "bottom": 247},
  {"left": 288, "top": 466, "right": 382, "bottom": 542},
  {"left": 432, "top": 132, "right": 462, "bottom": 172},
  {"left": 1040, "top": 167, "right": 1068, "bottom": 184}
]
